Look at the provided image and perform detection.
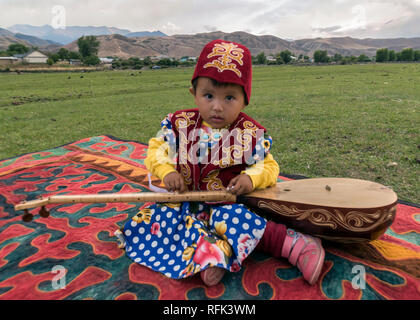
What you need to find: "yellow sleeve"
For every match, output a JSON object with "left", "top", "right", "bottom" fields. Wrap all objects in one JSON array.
[
  {"left": 241, "top": 153, "right": 279, "bottom": 190},
  {"left": 144, "top": 137, "right": 177, "bottom": 181}
]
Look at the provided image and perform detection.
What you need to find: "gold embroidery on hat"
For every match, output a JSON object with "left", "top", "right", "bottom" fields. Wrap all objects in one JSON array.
[{"left": 204, "top": 42, "right": 244, "bottom": 77}]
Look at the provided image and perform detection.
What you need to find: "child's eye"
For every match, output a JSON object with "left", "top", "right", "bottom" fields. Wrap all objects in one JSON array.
[
  {"left": 204, "top": 94, "right": 213, "bottom": 99},
  {"left": 226, "top": 95, "right": 235, "bottom": 101}
]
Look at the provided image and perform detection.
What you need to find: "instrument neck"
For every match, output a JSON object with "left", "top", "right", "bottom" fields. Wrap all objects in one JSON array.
[{"left": 15, "top": 191, "right": 237, "bottom": 211}]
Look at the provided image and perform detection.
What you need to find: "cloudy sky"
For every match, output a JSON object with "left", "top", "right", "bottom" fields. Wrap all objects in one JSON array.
[{"left": 1, "top": 0, "right": 420, "bottom": 39}]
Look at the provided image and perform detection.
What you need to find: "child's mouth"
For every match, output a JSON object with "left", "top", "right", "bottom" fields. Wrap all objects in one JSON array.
[{"left": 210, "top": 116, "right": 224, "bottom": 123}]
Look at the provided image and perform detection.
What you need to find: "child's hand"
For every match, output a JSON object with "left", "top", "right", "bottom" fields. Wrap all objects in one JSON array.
[
  {"left": 163, "top": 172, "right": 187, "bottom": 193},
  {"left": 226, "top": 174, "right": 253, "bottom": 195}
]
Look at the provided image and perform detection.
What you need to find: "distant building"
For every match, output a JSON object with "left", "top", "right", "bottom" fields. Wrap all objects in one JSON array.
[
  {"left": 266, "top": 55, "right": 276, "bottom": 62},
  {"left": 13, "top": 50, "right": 48, "bottom": 64},
  {"left": 0, "top": 57, "right": 19, "bottom": 65},
  {"left": 99, "top": 57, "right": 114, "bottom": 64},
  {"left": 179, "top": 56, "right": 197, "bottom": 62},
  {"left": 152, "top": 55, "right": 169, "bottom": 61},
  {"left": 69, "top": 59, "right": 82, "bottom": 66}
]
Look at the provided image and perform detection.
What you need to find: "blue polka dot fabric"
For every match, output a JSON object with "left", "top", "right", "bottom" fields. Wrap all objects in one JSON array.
[{"left": 122, "top": 202, "right": 267, "bottom": 279}]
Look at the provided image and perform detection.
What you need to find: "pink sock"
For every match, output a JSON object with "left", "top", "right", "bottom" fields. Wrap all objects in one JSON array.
[{"left": 256, "top": 221, "right": 287, "bottom": 259}]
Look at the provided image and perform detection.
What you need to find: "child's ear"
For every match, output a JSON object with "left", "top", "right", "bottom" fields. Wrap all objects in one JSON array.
[{"left": 189, "top": 87, "right": 195, "bottom": 96}]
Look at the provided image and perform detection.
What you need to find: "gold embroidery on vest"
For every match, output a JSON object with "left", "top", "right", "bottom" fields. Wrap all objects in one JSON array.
[
  {"left": 179, "top": 163, "right": 192, "bottom": 185},
  {"left": 175, "top": 111, "right": 196, "bottom": 129},
  {"left": 217, "top": 145, "right": 244, "bottom": 167},
  {"left": 202, "top": 170, "right": 224, "bottom": 191},
  {"left": 242, "top": 121, "right": 258, "bottom": 138}
]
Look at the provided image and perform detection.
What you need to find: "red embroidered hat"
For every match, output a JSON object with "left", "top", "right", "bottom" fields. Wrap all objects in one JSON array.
[{"left": 192, "top": 39, "right": 253, "bottom": 105}]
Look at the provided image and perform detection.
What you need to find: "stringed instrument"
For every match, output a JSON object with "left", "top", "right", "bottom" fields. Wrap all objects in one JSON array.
[{"left": 14, "top": 178, "right": 398, "bottom": 243}]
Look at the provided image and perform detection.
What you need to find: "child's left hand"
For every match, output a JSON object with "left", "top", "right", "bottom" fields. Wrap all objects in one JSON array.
[{"left": 226, "top": 174, "right": 253, "bottom": 195}]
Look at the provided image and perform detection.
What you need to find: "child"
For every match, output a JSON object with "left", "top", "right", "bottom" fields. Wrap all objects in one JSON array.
[{"left": 116, "top": 40, "right": 325, "bottom": 286}]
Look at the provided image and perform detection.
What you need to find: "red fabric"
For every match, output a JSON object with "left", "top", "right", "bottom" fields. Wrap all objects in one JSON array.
[
  {"left": 256, "top": 221, "right": 287, "bottom": 259},
  {"left": 1, "top": 135, "right": 420, "bottom": 299},
  {"left": 192, "top": 39, "right": 253, "bottom": 104}
]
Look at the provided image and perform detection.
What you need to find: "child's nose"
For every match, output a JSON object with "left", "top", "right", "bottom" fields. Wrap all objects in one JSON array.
[{"left": 211, "top": 99, "right": 223, "bottom": 112}]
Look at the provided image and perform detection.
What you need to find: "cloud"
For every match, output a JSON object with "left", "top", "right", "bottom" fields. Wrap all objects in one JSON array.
[
  {"left": 160, "top": 22, "right": 182, "bottom": 35},
  {"left": 312, "top": 25, "right": 342, "bottom": 33},
  {"left": 203, "top": 25, "right": 218, "bottom": 32},
  {"left": 0, "top": 0, "right": 419, "bottom": 38},
  {"left": 246, "top": 0, "right": 420, "bottom": 39}
]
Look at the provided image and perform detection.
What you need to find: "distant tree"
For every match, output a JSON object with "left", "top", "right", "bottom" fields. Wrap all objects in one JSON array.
[
  {"left": 133, "top": 58, "right": 144, "bottom": 69},
  {"left": 7, "top": 43, "right": 30, "bottom": 55},
  {"left": 256, "top": 52, "right": 267, "bottom": 65},
  {"left": 313, "top": 50, "right": 329, "bottom": 63},
  {"left": 275, "top": 55, "right": 284, "bottom": 64},
  {"left": 332, "top": 53, "right": 343, "bottom": 62},
  {"left": 112, "top": 60, "right": 121, "bottom": 69},
  {"left": 82, "top": 55, "right": 100, "bottom": 66},
  {"left": 400, "top": 48, "right": 414, "bottom": 61},
  {"left": 375, "top": 48, "right": 389, "bottom": 62},
  {"left": 279, "top": 50, "right": 292, "bottom": 64},
  {"left": 414, "top": 50, "right": 420, "bottom": 61},
  {"left": 349, "top": 56, "right": 358, "bottom": 63},
  {"left": 358, "top": 54, "right": 370, "bottom": 62},
  {"left": 47, "top": 58, "right": 54, "bottom": 66},
  {"left": 396, "top": 52, "right": 403, "bottom": 61},
  {"left": 128, "top": 57, "right": 141, "bottom": 64},
  {"left": 68, "top": 51, "right": 82, "bottom": 60},
  {"left": 157, "top": 58, "right": 173, "bottom": 67},
  {"left": 48, "top": 53, "right": 60, "bottom": 63},
  {"left": 388, "top": 50, "right": 396, "bottom": 61},
  {"left": 143, "top": 56, "right": 152, "bottom": 66},
  {"left": 76, "top": 36, "right": 100, "bottom": 66},
  {"left": 77, "top": 36, "right": 100, "bottom": 58},
  {"left": 57, "top": 48, "right": 70, "bottom": 60}
]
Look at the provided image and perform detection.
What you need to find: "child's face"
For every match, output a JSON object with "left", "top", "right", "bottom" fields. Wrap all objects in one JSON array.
[{"left": 190, "top": 77, "right": 246, "bottom": 129}]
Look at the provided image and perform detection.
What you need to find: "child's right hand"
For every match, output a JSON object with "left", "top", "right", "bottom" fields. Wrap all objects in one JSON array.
[{"left": 163, "top": 172, "right": 187, "bottom": 193}]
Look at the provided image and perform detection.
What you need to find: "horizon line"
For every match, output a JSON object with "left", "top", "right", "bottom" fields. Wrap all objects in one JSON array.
[{"left": 2, "top": 24, "right": 420, "bottom": 41}]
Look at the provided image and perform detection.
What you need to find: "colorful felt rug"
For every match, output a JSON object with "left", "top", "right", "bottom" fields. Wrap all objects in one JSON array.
[{"left": 0, "top": 135, "right": 419, "bottom": 300}]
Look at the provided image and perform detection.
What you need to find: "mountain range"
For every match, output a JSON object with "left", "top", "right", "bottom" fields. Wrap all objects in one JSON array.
[
  {"left": 7, "top": 24, "right": 167, "bottom": 45},
  {"left": 1, "top": 24, "right": 420, "bottom": 59},
  {"left": 63, "top": 31, "right": 420, "bottom": 59}
]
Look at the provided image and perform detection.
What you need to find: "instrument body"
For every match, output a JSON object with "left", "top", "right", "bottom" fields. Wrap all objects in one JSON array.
[
  {"left": 239, "top": 178, "right": 397, "bottom": 243},
  {"left": 15, "top": 178, "right": 398, "bottom": 243}
]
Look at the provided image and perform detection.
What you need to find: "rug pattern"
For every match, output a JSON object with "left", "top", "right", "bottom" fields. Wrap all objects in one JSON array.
[{"left": 0, "top": 135, "right": 419, "bottom": 300}]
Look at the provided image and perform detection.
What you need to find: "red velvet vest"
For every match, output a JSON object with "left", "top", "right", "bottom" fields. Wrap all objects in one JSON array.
[{"left": 169, "top": 108, "right": 266, "bottom": 191}]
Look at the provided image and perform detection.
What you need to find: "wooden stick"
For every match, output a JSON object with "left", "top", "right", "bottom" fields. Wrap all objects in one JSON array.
[{"left": 14, "top": 191, "right": 237, "bottom": 211}]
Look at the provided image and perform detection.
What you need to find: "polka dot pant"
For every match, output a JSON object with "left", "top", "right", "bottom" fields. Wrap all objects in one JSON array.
[{"left": 122, "top": 201, "right": 267, "bottom": 279}]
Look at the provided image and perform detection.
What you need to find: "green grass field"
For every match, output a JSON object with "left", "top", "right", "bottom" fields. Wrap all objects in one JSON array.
[{"left": 0, "top": 64, "right": 419, "bottom": 203}]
